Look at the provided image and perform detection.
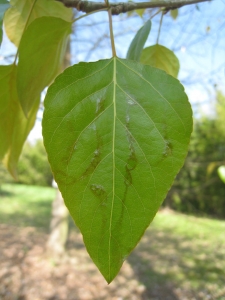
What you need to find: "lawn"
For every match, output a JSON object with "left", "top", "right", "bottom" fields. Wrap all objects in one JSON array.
[
  {"left": 130, "top": 209, "right": 225, "bottom": 299},
  {"left": 0, "top": 183, "right": 55, "bottom": 230},
  {"left": 0, "top": 183, "right": 225, "bottom": 299}
]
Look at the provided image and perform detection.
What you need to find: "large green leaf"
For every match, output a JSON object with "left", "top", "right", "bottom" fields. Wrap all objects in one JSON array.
[
  {"left": 17, "top": 16, "right": 71, "bottom": 115},
  {"left": 0, "top": 0, "right": 10, "bottom": 46},
  {"left": 0, "top": 65, "right": 39, "bottom": 178},
  {"left": 140, "top": 44, "right": 180, "bottom": 77},
  {"left": 4, "top": 0, "right": 72, "bottom": 47},
  {"left": 42, "top": 57, "right": 192, "bottom": 283},
  {"left": 126, "top": 20, "right": 151, "bottom": 61}
]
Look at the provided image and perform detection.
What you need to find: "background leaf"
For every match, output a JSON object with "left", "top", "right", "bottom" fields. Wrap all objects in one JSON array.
[
  {"left": 140, "top": 44, "right": 180, "bottom": 77},
  {"left": 218, "top": 166, "right": 225, "bottom": 184},
  {"left": 170, "top": 9, "right": 178, "bottom": 20},
  {"left": 0, "top": 65, "right": 39, "bottom": 178},
  {"left": 4, "top": 0, "right": 72, "bottom": 47},
  {"left": 135, "top": 9, "right": 145, "bottom": 18},
  {"left": 43, "top": 57, "right": 192, "bottom": 283},
  {"left": 126, "top": 19, "right": 151, "bottom": 61},
  {"left": 17, "top": 16, "right": 71, "bottom": 115},
  {"left": 207, "top": 161, "right": 218, "bottom": 177},
  {"left": 0, "top": 0, "right": 10, "bottom": 46}
]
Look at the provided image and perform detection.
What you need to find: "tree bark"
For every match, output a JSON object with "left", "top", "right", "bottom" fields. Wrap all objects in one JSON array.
[
  {"left": 47, "top": 189, "right": 69, "bottom": 255},
  {"left": 46, "top": 40, "right": 71, "bottom": 256}
]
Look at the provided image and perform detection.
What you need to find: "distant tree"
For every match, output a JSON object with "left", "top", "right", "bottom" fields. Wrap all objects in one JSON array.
[
  {"left": 17, "top": 140, "right": 53, "bottom": 186},
  {"left": 165, "top": 97, "right": 225, "bottom": 218}
]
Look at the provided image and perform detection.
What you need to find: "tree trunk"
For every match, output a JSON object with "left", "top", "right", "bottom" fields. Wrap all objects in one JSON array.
[
  {"left": 46, "top": 40, "right": 71, "bottom": 255},
  {"left": 47, "top": 189, "right": 69, "bottom": 255}
]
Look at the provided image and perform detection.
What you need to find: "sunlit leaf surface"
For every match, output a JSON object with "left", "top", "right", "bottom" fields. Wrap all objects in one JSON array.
[
  {"left": 0, "top": 65, "right": 39, "bottom": 178},
  {"left": 141, "top": 44, "right": 180, "bottom": 78},
  {"left": 17, "top": 16, "right": 71, "bottom": 115},
  {"left": 4, "top": 0, "right": 72, "bottom": 46},
  {"left": 218, "top": 166, "right": 225, "bottom": 184}
]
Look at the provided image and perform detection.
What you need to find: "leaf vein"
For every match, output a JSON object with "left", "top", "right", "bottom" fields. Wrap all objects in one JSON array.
[{"left": 118, "top": 58, "right": 186, "bottom": 131}]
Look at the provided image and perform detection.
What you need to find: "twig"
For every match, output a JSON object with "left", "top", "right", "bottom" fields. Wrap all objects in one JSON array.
[
  {"left": 108, "top": 8, "right": 116, "bottom": 56},
  {"left": 156, "top": 12, "right": 164, "bottom": 44},
  {"left": 57, "top": 0, "right": 210, "bottom": 15}
]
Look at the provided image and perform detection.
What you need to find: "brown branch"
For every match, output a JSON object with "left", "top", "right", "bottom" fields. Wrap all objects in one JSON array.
[{"left": 57, "top": 0, "right": 210, "bottom": 15}]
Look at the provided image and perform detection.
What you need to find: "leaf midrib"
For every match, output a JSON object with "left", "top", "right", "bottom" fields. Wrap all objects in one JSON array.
[{"left": 108, "top": 57, "right": 117, "bottom": 281}]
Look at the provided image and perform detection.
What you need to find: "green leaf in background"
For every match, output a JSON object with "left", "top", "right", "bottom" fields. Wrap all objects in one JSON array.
[
  {"left": 17, "top": 16, "right": 71, "bottom": 115},
  {"left": 135, "top": 9, "right": 145, "bottom": 18},
  {"left": 207, "top": 161, "right": 218, "bottom": 177},
  {"left": 170, "top": 9, "right": 178, "bottom": 20},
  {"left": 42, "top": 57, "right": 193, "bottom": 283},
  {"left": 126, "top": 19, "right": 151, "bottom": 61},
  {"left": 4, "top": 0, "right": 72, "bottom": 47},
  {"left": 0, "top": 65, "right": 39, "bottom": 178},
  {"left": 140, "top": 44, "right": 180, "bottom": 77},
  {"left": 0, "top": 0, "right": 10, "bottom": 46},
  {"left": 127, "top": 9, "right": 145, "bottom": 18},
  {"left": 218, "top": 166, "right": 225, "bottom": 184}
]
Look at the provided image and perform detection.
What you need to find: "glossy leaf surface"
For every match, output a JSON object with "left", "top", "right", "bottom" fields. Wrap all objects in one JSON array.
[
  {"left": 4, "top": 0, "right": 72, "bottom": 46},
  {"left": 0, "top": 65, "right": 39, "bottom": 178},
  {"left": 140, "top": 44, "right": 180, "bottom": 77},
  {"left": 126, "top": 20, "right": 151, "bottom": 61},
  {"left": 17, "top": 16, "right": 71, "bottom": 115},
  {"left": 0, "top": 0, "right": 10, "bottom": 45},
  {"left": 43, "top": 57, "right": 192, "bottom": 283}
]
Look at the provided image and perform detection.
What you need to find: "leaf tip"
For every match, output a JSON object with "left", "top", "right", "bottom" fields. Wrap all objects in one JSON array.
[
  {"left": 105, "top": 275, "right": 115, "bottom": 285},
  {"left": 3, "top": 159, "right": 18, "bottom": 180}
]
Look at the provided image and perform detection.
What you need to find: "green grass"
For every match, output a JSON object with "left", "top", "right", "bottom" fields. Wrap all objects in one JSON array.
[
  {"left": 129, "top": 209, "right": 225, "bottom": 298},
  {"left": 152, "top": 209, "right": 225, "bottom": 241},
  {"left": 0, "top": 183, "right": 55, "bottom": 230},
  {"left": 0, "top": 184, "right": 225, "bottom": 298}
]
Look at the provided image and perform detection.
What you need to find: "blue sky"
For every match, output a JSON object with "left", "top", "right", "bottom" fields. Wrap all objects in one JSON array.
[{"left": 0, "top": 0, "right": 225, "bottom": 140}]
